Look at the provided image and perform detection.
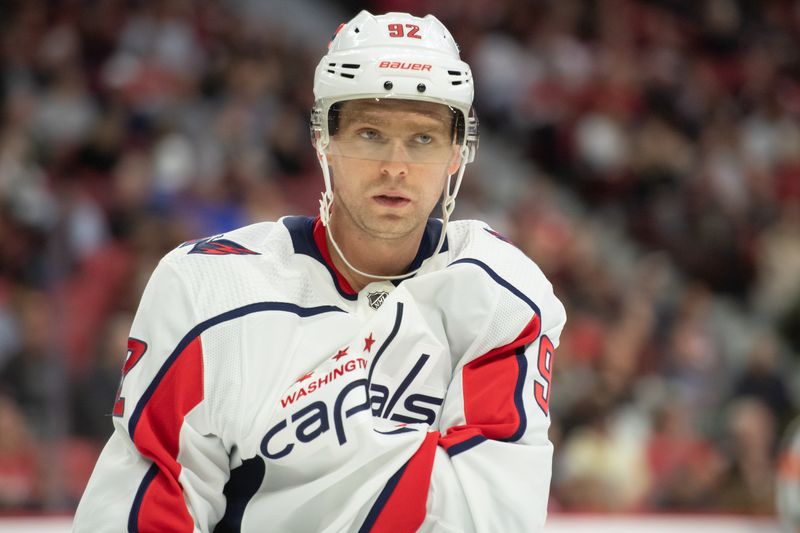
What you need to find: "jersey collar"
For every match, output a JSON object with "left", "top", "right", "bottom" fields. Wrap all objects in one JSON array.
[{"left": 283, "top": 216, "right": 449, "bottom": 297}]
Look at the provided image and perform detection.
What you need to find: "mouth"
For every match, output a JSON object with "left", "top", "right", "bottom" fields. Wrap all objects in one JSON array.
[{"left": 373, "top": 194, "right": 411, "bottom": 208}]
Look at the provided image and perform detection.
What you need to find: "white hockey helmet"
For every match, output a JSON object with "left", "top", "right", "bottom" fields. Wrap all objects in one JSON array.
[{"left": 311, "top": 10, "right": 478, "bottom": 162}]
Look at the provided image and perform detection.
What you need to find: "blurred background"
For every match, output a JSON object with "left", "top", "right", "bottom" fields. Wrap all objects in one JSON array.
[{"left": 0, "top": 0, "right": 799, "bottom": 524}]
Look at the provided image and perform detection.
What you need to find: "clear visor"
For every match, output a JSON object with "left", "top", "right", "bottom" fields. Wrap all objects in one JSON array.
[{"left": 326, "top": 98, "right": 461, "bottom": 164}]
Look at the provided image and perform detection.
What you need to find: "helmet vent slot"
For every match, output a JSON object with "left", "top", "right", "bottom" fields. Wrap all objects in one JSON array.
[
  {"left": 448, "top": 70, "right": 470, "bottom": 85},
  {"left": 325, "top": 62, "right": 360, "bottom": 80}
]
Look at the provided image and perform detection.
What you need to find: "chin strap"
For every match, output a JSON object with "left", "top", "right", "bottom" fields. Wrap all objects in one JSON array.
[
  {"left": 315, "top": 145, "right": 469, "bottom": 282},
  {"left": 318, "top": 149, "right": 334, "bottom": 227}
]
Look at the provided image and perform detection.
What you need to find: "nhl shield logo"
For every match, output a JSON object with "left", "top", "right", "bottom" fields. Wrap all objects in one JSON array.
[{"left": 367, "top": 291, "right": 389, "bottom": 310}]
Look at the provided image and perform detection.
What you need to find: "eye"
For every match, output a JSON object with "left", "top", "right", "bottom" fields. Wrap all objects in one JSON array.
[
  {"left": 358, "top": 129, "right": 381, "bottom": 141},
  {"left": 414, "top": 134, "right": 433, "bottom": 145}
]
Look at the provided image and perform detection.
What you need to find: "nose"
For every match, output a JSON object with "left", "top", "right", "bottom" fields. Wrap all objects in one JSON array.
[{"left": 379, "top": 141, "right": 410, "bottom": 178}]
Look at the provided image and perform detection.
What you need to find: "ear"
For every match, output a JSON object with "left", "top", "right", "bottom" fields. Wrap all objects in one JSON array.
[{"left": 446, "top": 146, "right": 462, "bottom": 175}]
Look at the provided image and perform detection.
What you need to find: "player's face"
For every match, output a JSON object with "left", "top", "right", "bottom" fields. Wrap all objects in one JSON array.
[{"left": 327, "top": 99, "right": 461, "bottom": 241}]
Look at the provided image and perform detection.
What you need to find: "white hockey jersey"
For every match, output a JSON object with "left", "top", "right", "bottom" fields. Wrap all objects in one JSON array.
[{"left": 74, "top": 216, "right": 566, "bottom": 533}]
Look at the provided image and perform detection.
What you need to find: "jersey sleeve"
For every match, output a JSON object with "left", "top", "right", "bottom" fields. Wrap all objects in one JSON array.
[
  {"left": 74, "top": 258, "right": 233, "bottom": 533},
  {"left": 358, "top": 256, "right": 566, "bottom": 533},
  {"left": 430, "top": 309, "right": 563, "bottom": 532}
]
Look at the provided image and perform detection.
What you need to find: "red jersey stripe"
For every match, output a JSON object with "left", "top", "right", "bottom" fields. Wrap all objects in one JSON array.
[
  {"left": 312, "top": 218, "right": 357, "bottom": 295},
  {"left": 367, "top": 431, "right": 439, "bottom": 532},
  {"left": 440, "top": 314, "right": 541, "bottom": 451},
  {"left": 130, "top": 336, "right": 204, "bottom": 532}
]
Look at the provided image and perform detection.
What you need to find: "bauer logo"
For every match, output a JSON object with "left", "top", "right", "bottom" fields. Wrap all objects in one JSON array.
[{"left": 378, "top": 61, "right": 432, "bottom": 71}]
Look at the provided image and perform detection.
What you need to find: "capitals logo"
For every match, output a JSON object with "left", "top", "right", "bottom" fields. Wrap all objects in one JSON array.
[{"left": 260, "top": 338, "right": 444, "bottom": 460}]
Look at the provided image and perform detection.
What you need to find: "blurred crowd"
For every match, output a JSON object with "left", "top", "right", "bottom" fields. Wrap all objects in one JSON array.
[{"left": 0, "top": 0, "right": 798, "bottom": 516}]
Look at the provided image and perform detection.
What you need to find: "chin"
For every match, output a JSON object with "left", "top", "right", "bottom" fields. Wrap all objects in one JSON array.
[{"left": 363, "top": 217, "right": 419, "bottom": 240}]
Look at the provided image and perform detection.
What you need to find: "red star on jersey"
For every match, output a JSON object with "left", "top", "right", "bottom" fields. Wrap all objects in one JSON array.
[
  {"left": 364, "top": 333, "right": 375, "bottom": 352},
  {"left": 332, "top": 347, "right": 348, "bottom": 361},
  {"left": 296, "top": 371, "right": 313, "bottom": 383}
]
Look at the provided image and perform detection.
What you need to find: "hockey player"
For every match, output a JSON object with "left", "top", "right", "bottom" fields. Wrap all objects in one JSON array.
[{"left": 74, "top": 10, "right": 566, "bottom": 532}]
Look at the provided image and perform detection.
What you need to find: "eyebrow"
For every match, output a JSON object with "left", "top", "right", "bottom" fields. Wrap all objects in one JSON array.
[{"left": 342, "top": 111, "right": 450, "bottom": 132}]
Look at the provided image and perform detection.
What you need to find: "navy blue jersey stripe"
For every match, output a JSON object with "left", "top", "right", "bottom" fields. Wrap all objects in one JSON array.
[
  {"left": 214, "top": 456, "right": 266, "bottom": 533},
  {"left": 390, "top": 218, "right": 449, "bottom": 287},
  {"left": 506, "top": 347, "right": 528, "bottom": 442},
  {"left": 366, "top": 302, "right": 403, "bottom": 386},
  {"left": 357, "top": 460, "right": 408, "bottom": 533},
  {"left": 128, "top": 463, "right": 159, "bottom": 533},
  {"left": 128, "top": 301, "right": 344, "bottom": 439},
  {"left": 448, "top": 258, "right": 542, "bottom": 316},
  {"left": 447, "top": 435, "right": 488, "bottom": 457},
  {"left": 374, "top": 427, "right": 419, "bottom": 435}
]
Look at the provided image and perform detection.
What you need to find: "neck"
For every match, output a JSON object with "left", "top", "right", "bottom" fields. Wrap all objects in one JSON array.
[{"left": 325, "top": 216, "right": 424, "bottom": 292}]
